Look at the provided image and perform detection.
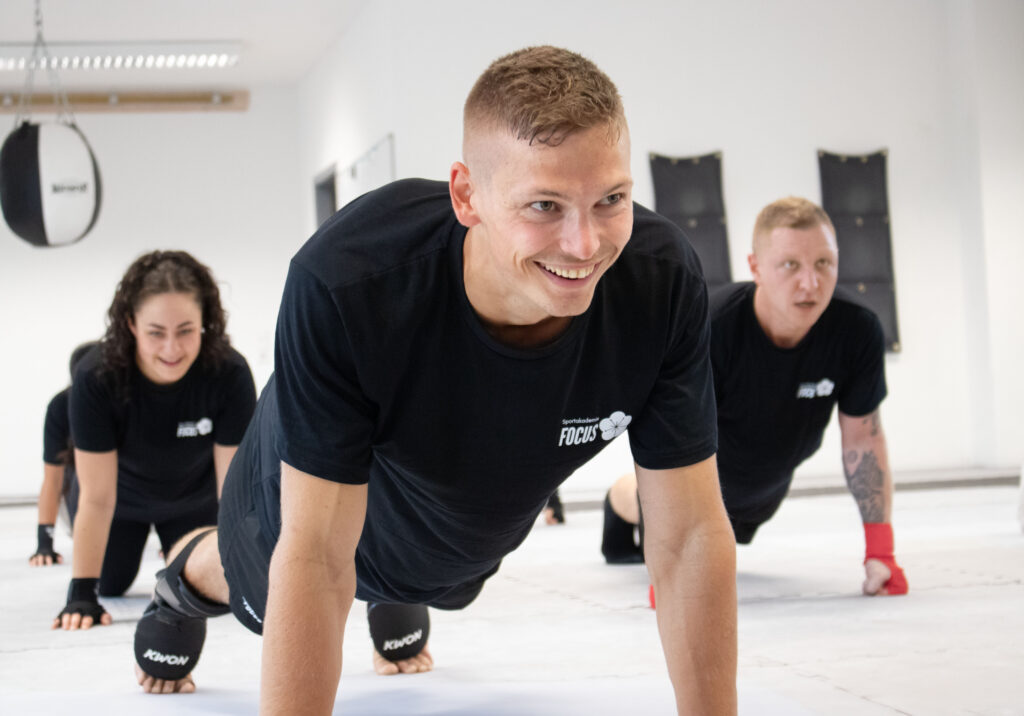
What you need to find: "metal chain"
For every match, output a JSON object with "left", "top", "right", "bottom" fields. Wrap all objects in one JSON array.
[{"left": 14, "top": 0, "right": 76, "bottom": 128}]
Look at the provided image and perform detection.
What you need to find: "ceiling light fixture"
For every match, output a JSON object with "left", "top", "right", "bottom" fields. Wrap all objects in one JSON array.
[{"left": 0, "top": 42, "right": 242, "bottom": 73}]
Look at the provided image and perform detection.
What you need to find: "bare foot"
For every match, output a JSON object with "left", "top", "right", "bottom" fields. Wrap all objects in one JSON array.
[
  {"left": 373, "top": 644, "right": 433, "bottom": 675},
  {"left": 135, "top": 662, "right": 196, "bottom": 694}
]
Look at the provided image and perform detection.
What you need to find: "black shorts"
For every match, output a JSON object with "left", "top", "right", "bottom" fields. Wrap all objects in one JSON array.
[
  {"left": 721, "top": 473, "right": 793, "bottom": 544},
  {"left": 218, "top": 450, "right": 275, "bottom": 636},
  {"left": 219, "top": 460, "right": 497, "bottom": 636},
  {"left": 730, "top": 518, "right": 763, "bottom": 544},
  {"left": 219, "top": 481, "right": 272, "bottom": 639},
  {"left": 219, "top": 387, "right": 497, "bottom": 631}
]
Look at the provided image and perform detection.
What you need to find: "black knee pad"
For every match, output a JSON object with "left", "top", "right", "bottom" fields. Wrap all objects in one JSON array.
[
  {"left": 602, "top": 492, "right": 644, "bottom": 564},
  {"left": 133, "top": 529, "right": 228, "bottom": 680},
  {"left": 367, "top": 603, "right": 430, "bottom": 662},
  {"left": 153, "top": 528, "right": 231, "bottom": 619},
  {"left": 134, "top": 599, "right": 208, "bottom": 680}
]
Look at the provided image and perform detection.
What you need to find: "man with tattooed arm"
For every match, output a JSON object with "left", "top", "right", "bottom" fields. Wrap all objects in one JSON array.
[{"left": 603, "top": 196, "right": 907, "bottom": 597}]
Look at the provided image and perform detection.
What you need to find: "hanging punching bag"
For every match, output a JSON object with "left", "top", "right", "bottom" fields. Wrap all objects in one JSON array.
[{"left": 0, "top": 121, "right": 102, "bottom": 247}]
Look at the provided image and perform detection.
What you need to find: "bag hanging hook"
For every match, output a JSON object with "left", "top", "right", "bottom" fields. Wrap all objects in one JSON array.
[{"left": 14, "top": 0, "right": 76, "bottom": 129}]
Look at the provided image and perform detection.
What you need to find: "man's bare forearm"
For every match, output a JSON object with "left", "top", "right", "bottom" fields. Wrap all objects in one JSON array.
[
  {"left": 841, "top": 411, "right": 893, "bottom": 524},
  {"left": 649, "top": 522, "right": 738, "bottom": 715},
  {"left": 260, "top": 545, "right": 357, "bottom": 715}
]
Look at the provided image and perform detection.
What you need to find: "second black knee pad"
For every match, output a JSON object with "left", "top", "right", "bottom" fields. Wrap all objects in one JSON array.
[{"left": 367, "top": 603, "right": 430, "bottom": 662}]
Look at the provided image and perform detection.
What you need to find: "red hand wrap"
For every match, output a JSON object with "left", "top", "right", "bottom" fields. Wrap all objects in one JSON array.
[
  {"left": 649, "top": 584, "right": 656, "bottom": 610},
  {"left": 863, "top": 522, "right": 908, "bottom": 595}
]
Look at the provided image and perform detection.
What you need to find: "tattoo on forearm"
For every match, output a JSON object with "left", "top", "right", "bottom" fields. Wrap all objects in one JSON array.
[
  {"left": 862, "top": 411, "right": 880, "bottom": 437},
  {"left": 844, "top": 449, "right": 885, "bottom": 522}
]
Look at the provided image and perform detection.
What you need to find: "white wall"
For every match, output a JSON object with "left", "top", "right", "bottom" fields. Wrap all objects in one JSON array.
[
  {"left": 296, "top": 1, "right": 398, "bottom": 232},
  {"left": 975, "top": 0, "right": 1024, "bottom": 467},
  {"left": 0, "top": 85, "right": 304, "bottom": 498},
  {"left": 292, "top": 0, "right": 1023, "bottom": 495}
]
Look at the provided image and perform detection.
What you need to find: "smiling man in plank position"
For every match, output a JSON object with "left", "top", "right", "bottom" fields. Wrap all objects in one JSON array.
[{"left": 131, "top": 46, "right": 737, "bottom": 715}]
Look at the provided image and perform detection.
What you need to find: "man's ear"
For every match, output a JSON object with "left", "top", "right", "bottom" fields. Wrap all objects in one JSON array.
[
  {"left": 449, "top": 162, "right": 481, "bottom": 228},
  {"left": 747, "top": 252, "right": 760, "bottom": 284}
]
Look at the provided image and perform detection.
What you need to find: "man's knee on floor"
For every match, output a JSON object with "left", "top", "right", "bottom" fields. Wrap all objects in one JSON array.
[{"left": 134, "top": 529, "right": 230, "bottom": 681}]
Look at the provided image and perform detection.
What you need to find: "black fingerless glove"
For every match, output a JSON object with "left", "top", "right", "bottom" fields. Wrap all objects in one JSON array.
[
  {"left": 57, "top": 578, "right": 108, "bottom": 623},
  {"left": 32, "top": 524, "right": 60, "bottom": 561}
]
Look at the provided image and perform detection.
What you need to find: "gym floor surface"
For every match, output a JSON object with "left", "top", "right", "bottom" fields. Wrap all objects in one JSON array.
[{"left": 1, "top": 481, "right": 1021, "bottom": 714}]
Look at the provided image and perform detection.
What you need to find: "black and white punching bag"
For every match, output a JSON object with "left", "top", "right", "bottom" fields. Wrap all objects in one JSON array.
[{"left": 0, "top": 121, "right": 102, "bottom": 247}]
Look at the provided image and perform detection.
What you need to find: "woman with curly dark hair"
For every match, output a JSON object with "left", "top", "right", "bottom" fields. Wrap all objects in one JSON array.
[{"left": 52, "top": 250, "right": 257, "bottom": 631}]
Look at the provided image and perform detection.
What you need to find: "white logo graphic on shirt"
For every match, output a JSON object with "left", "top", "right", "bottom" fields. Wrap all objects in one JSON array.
[
  {"left": 599, "top": 411, "right": 632, "bottom": 440},
  {"left": 558, "top": 411, "right": 632, "bottom": 446},
  {"left": 796, "top": 379, "right": 835, "bottom": 399},
  {"left": 176, "top": 417, "right": 213, "bottom": 438}
]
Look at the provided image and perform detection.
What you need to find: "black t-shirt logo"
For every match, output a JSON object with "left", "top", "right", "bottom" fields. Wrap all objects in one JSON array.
[
  {"left": 558, "top": 411, "right": 632, "bottom": 446},
  {"left": 176, "top": 417, "right": 213, "bottom": 438},
  {"left": 599, "top": 411, "right": 632, "bottom": 440},
  {"left": 796, "top": 379, "right": 835, "bottom": 400}
]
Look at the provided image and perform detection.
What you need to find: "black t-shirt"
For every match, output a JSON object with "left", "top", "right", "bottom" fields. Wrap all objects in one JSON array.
[
  {"left": 710, "top": 282, "right": 887, "bottom": 520},
  {"left": 43, "top": 388, "right": 71, "bottom": 465},
  {"left": 242, "top": 178, "right": 717, "bottom": 605},
  {"left": 70, "top": 346, "right": 257, "bottom": 522}
]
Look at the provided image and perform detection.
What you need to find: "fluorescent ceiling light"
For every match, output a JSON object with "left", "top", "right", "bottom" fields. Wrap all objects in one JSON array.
[{"left": 0, "top": 42, "right": 242, "bottom": 72}]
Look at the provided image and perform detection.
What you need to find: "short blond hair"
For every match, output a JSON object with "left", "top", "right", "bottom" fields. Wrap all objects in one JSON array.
[
  {"left": 464, "top": 46, "right": 625, "bottom": 148},
  {"left": 752, "top": 196, "right": 835, "bottom": 253}
]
